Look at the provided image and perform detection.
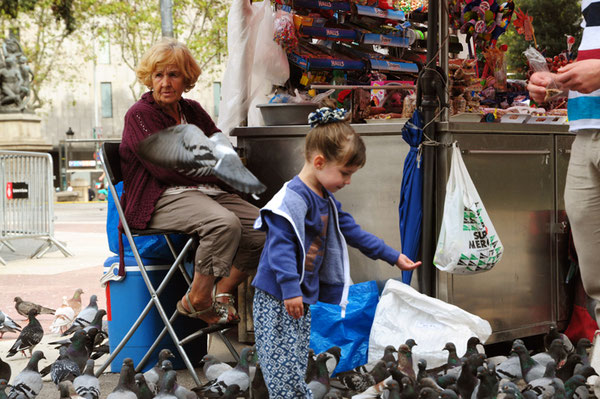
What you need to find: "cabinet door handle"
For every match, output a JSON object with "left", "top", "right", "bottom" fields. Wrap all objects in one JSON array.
[{"left": 460, "top": 149, "right": 552, "bottom": 155}]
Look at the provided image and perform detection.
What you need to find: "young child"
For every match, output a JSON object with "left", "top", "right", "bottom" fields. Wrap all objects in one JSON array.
[{"left": 252, "top": 106, "right": 422, "bottom": 398}]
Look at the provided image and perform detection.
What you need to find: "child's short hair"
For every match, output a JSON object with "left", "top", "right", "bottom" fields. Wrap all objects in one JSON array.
[{"left": 305, "top": 113, "right": 366, "bottom": 168}]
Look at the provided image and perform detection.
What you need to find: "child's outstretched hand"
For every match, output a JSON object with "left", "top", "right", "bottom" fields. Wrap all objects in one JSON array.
[
  {"left": 396, "top": 254, "right": 422, "bottom": 271},
  {"left": 284, "top": 296, "right": 304, "bottom": 319}
]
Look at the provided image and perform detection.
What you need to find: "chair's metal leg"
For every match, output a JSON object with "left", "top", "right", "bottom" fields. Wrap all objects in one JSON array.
[
  {"left": 217, "top": 330, "right": 241, "bottom": 363},
  {"left": 95, "top": 295, "right": 157, "bottom": 376},
  {"left": 136, "top": 309, "right": 180, "bottom": 372}
]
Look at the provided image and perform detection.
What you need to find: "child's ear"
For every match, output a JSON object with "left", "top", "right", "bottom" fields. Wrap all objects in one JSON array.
[{"left": 313, "top": 154, "right": 326, "bottom": 170}]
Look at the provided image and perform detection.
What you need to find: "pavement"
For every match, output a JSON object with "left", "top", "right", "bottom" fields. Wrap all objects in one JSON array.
[{"left": 0, "top": 201, "right": 247, "bottom": 399}]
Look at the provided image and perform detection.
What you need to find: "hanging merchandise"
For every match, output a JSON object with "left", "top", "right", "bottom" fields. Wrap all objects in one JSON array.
[
  {"left": 512, "top": 6, "right": 536, "bottom": 47},
  {"left": 433, "top": 143, "right": 504, "bottom": 274},
  {"left": 274, "top": 10, "right": 299, "bottom": 53}
]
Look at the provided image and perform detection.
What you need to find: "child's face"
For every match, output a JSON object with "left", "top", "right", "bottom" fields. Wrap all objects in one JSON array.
[{"left": 316, "top": 160, "right": 360, "bottom": 193}]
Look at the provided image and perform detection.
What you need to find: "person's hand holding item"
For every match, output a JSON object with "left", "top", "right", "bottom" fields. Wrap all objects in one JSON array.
[
  {"left": 396, "top": 254, "right": 422, "bottom": 271},
  {"left": 284, "top": 296, "right": 304, "bottom": 319},
  {"left": 556, "top": 59, "right": 600, "bottom": 94},
  {"left": 527, "top": 71, "right": 558, "bottom": 103}
]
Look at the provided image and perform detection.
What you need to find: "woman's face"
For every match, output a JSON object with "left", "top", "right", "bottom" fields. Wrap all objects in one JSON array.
[{"left": 152, "top": 64, "right": 185, "bottom": 108}]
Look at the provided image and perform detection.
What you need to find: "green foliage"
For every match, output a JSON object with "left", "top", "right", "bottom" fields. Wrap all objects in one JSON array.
[
  {"left": 499, "top": 0, "right": 582, "bottom": 78},
  {"left": 92, "top": 0, "right": 230, "bottom": 100},
  {"left": 0, "top": 0, "right": 96, "bottom": 109}
]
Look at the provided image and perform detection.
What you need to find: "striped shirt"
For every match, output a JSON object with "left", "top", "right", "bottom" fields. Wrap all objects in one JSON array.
[{"left": 568, "top": 0, "right": 600, "bottom": 131}]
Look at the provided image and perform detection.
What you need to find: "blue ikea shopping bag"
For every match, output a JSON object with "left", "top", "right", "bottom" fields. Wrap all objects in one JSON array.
[
  {"left": 309, "top": 280, "right": 379, "bottom": 375},
  {"left": 106, "top": 182, "right": 187, "bottom": 260}
]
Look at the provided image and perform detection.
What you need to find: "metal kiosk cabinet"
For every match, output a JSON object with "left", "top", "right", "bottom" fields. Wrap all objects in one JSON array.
[
  {"left": 233, "top": 122, "right": 575, "bottom": 344},
  {"left": 436, "top": 122, "right": 574, "bottom": 343}
]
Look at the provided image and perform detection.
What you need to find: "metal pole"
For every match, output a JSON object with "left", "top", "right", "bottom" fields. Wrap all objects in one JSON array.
[
  {"left": 160, "top": 0, "right": 174, "bottom": 38},
  {"left": 419, "top": 0, "right": 440, "bottom": 297}
]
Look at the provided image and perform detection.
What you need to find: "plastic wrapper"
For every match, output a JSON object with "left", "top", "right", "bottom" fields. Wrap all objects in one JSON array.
[
  {"left": 218, "top": 0, "right": 290, "bottom": 133},
  {"left": 273, "top": 10, "right": 298, "bottom": 53},
  {"left": 523, "top": 46, "right": 563, "bottom": 102}
]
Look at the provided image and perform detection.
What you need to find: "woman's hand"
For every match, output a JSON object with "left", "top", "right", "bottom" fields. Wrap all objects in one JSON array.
[
  {"left": 396, "top": 254, "right": 422, "bottom": 271},
  {"left": 527, "top": 71, "right": 558, "bottom": 103},
  {"left": 284, "top": 296, "right": 305, "bottom": 319},
  {"left": 556, "top": 59, "right": 600, "bottom": 94}
]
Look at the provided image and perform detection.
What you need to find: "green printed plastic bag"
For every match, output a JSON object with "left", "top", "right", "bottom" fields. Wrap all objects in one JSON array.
[{"left": 433, "top": 143, "right": 503, "bottom": 274}]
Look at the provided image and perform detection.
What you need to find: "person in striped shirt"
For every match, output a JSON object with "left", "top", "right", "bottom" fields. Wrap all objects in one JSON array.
[{"left": 528, "top": 1, "right": 600, "bottom": 334}]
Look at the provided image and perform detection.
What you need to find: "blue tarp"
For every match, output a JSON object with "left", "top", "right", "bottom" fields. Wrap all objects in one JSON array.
[{"left": 399, "top": 110, "right": 424, "bottom": 284}]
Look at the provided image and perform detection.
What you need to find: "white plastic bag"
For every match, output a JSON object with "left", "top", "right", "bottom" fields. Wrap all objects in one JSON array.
[
  {"left": 218, "top": 0, "right": 290, "bottom": 134},
  {"left": 433, "top": 143, "right": 503, "bottom": 274},
  {"left": 368, "top": 279, "right": 492, "bottom": 370}
]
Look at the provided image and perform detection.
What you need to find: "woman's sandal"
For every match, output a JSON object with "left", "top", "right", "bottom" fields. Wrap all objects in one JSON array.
[
  {"left": 212, "top": 285, "right": 240, "bottom": 323},
  {"left": 176, "top": 292, "right": 229, "bottom": 324}
]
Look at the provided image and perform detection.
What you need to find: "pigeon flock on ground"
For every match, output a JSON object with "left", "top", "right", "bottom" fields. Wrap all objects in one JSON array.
[
  {"left": 0, "top": 289, "right": 109, "bottom": 399},
  {"left": 2, "top": 290, "right": 600, "bottom": 399}
]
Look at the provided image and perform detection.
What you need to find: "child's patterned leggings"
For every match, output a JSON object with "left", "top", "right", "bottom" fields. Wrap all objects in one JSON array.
[{"left": 253, "top": 288, "right": 314, "bottom": 398}]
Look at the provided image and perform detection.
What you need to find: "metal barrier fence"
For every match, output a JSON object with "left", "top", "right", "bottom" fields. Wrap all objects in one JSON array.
[{"left": 0, "top": 150, "right": 73, "bottom": 265}]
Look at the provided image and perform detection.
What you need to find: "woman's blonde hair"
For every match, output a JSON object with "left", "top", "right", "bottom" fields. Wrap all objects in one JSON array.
[
  {"left": 135, "top": 38, "right": 201, "bottom": 92},
  {"left": 305, "top": 119, "right": 366, "bottom": 168}
]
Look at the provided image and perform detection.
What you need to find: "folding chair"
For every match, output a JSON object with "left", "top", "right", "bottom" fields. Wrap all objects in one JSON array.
[{"left": 96, "top": 142, "right": 239, "bottom": 386}]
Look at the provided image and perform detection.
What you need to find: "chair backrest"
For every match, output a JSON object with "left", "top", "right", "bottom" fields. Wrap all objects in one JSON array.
[{"left": 101, "top": 142, "right": 122, "bottom": 185}]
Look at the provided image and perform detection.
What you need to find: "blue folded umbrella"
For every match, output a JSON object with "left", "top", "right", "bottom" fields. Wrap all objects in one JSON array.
[{"left": 399, "top": 110, "right": 424, "bottom": 284}]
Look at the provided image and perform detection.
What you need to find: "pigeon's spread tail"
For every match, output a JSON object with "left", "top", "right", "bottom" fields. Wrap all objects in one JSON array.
[{"left": 214, "top": 154, "right": 266, "bottom": 195}]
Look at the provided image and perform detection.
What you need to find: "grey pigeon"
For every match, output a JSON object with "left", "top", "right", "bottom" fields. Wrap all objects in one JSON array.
[
  {"left": 106, "top": 361, "right": 137, "bottom": 399},
  {"left": 544, "top": 325, "right": 574, "bottom": 353},
  {"left": 58, "top": 380, "right": 82, "bottom": 399},
  {"left": 201, "top": 354, "right": 232, "bottom": 382},
  {"left": 523, "top": 360, "right": 557, "bottom": 397},
  {"left": 1, "top": 379, "right": 8, "bottom": 399},
  {"left": 306, "top": 348, "right": 316, "bottom": 383},
  {"left": 122, "top": 359, "right": 139, "bottom": 396},
  {"left": 197, "top": 347, "right": 255, "bottom": 397},
  {"left": 7, "top": 310, "right": 43, "bottom": 358},
  {"left": 143, "top": 349, "right": 174, "bottom": 394},
  {"left": 0, "top": 357, "right": 10, "bottom": 383},
  {"left": 62, "top": 296, "right": 98, "bottom": 336},
  {"left": 533, "top": 339, "right": 568, "bottom": 369},
  {"left": 64, "top": 330, "right": 91, "bottom": 375},
  {"left": 456, "top": 355, "right": 478, "bottom": 399},
  {"left": 463, "top": 337, "right": 482, "bottom": 358},
  {"left": 472, "top": 363, "right": 499, "bottom": 399},
  {"left": 0, "top": 311, "right": 21, "bottom": 338},
  {"left": 154, "top": 370, "right": 177, "bottom": 399},
  {"left": 320, "top": 346, "right": 341, "bottom": 378},
  {"left": 512, "top": 343, "right": 546, "bottom": 383},
  {"left": 47, "top": 346, "right": 81, "bottom": 385},
  {"left": 134, "top": 374, "right": 153, "bottom": 399},
  {"left": 352, "top": 345, "right": 397, "bottom": 375},
  {"left": 564, "top": 374, "right": 587, "bottom": 398},
  {"left": 136, "top": 125, "right": 266, "bottom": 195},
  {"left": 307, "top": 353, "right": 330, "bottom": 399},
  {"left": 575, "top": 338, "right": 593, "bottom": 366},
  {"left": 250, "top": 363, "right": 268, "bottom": 399},
  {"left": 557, "top": 353, "right": 583, "bottom": 382},
  {"left": 159, "top": 361, "right": 194, "bottom": 399},
  {"left": 219, "top": 384, "right": 240, "bottom": 399},
  {"left": 13, "top": 297, "right": 55, "bottom": 318},
  {"left": 7, "top": 351, "right": 45, "bottom": 399},
  {"left": 335, "top": 360, "right": 383, "bottom": 393},
  {"left": 73, "top": 360, "right": 100, "bottom": 399}
]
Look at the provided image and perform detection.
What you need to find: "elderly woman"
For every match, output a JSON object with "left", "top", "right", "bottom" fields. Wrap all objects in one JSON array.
[{"left": 119, "top": 38, "right": 264, "bottom": 325}]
